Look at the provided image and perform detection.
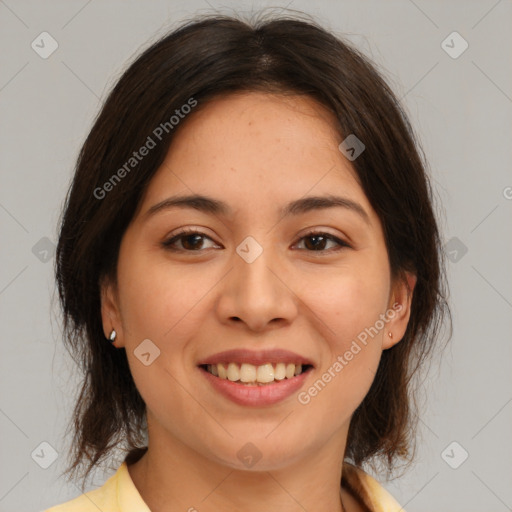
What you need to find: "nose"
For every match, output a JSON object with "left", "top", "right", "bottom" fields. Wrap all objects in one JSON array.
[{"left": 215, "top": 243, "right": 298, "bottom": 333}]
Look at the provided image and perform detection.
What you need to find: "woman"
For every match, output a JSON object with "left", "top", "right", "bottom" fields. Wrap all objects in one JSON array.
[{"left": 47, "top": 11, "right": 451, "bottom": 512}]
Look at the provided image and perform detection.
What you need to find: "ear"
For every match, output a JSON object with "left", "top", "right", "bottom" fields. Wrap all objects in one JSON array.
[
  {"left": 99, "top": 276, "right": 125, "bottom": 348},
  {"left": 382, "top": 271, "right": 417, "bottom": 350}
]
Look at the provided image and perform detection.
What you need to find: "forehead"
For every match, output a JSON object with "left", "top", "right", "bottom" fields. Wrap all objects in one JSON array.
[
  {"left": 168, "top": 91, "right": 345, "bottom": 171},
  {"left": 137, "top": 91, "right": 376, "bottom": 224}
]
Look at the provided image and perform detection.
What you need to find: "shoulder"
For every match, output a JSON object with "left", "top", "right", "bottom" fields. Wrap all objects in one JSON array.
[
  {"left": 342, "top": 462, "right": 405, "bottom": 512},
  {"left": 42, "top": 465, "right": 122, "bottom": 512}
]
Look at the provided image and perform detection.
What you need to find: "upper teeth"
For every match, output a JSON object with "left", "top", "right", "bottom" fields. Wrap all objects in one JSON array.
[{"left": 207, "top": 362, "right": 304, "bottom": 383}]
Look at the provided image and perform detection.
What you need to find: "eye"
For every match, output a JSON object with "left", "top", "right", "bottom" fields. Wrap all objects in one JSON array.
[
  {"left": 293, "top": 231, "right": 350, "bottom": 253},
  {"left": 161, "top": 228, "right": 219, "bottom": 252},
  {"left": 161, "top": 229, "right": 350, "bottom": 254}
]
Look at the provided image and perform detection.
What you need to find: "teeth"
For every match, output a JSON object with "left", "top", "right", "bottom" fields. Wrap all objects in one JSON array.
[
  {"left": 256, "top": 363, "right": 274, "bottom": 383},
  {"left": 227, "top": 362, "right": 239, "bottom": 381},
  {"left": 217, "top": 363, "right": 227, "bottom": 379},
  {"left": 240, "top": 363, "right": 256, "bottom": 383},
  {"left": 274, "top": 362, "right": 286, "bottom": 380},
  {"left": 206, "top": 362, "right": 308, "bottom": 384}
]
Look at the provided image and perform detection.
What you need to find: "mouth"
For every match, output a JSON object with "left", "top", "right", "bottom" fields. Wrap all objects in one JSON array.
[
  {"left": 197, "top": 348, "right": 315, "bottom": 387},
  {"left": 197, "top": 356, "right": 314, "bottom": 406},
  {"left": 198, "top": 362, "right": 314, "bottom": 386}
]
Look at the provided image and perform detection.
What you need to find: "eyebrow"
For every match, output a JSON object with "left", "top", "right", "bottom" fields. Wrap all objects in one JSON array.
[{"left": 144, "top": 193, "right": 371, "bottom": 226}]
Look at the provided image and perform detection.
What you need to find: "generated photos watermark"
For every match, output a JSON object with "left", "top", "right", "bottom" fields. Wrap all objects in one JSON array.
[
  {"left": 297, "top": 302, "right": 403, "bottom": 405},
  {"left": 93, "top": 97, "right": 198, "bottom": 200}
]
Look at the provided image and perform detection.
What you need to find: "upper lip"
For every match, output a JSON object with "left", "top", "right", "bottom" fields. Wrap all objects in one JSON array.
[{"left": 197, "top": 348, "right": 315, "bottom": 367}]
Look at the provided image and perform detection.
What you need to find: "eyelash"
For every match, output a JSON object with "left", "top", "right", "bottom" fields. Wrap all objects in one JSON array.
[{"left": 161, "top": 228, "right": 350, "bottom": 254}]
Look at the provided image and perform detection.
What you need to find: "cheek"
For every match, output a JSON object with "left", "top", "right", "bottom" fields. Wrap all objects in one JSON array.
[
  {"left": 301, "top": 264, "right": 390, "bottom": 348},
  {"left": 296, "top": 265, "right": 389, "bottom": 411},
  {"left": 117, "top": 250, "right": 205, "bottom": 341},
  {"left": 115, "top": 253, "right": 206, "bottom": 411}
]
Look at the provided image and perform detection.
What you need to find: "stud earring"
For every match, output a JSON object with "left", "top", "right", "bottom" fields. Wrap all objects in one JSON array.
[
  {"left": 388, "top": 332, "right": 393, "bottom": 339},
  {"left": 109, "top": 329, "right": 117, "bottom": 343}
]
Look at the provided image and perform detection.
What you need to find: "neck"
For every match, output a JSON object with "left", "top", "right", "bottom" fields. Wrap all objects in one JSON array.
[{"left": 128, "top": 428, "right": 350, "bottom": 512}]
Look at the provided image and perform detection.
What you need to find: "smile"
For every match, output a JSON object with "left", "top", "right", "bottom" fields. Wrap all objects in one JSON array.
[{"left": 200, "top": 362, "right": 313, "bottom": 385}]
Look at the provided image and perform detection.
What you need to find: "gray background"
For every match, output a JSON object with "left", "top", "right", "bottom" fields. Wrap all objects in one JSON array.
[{"left": 1, "top": 1, "right": 511, "bottom": 511}]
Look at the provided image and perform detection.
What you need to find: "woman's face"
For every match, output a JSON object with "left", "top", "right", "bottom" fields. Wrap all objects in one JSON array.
[{"left": 101, "top": 91, "right": 415, "bottom": 470}]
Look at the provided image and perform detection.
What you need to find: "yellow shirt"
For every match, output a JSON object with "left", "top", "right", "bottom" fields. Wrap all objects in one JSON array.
[{"left": 43, "top": 461, "right": 404, "bottom": 512}]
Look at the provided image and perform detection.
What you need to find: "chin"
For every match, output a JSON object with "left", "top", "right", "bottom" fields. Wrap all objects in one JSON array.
[{"left": 203, "top": 433, "right": 309, "bottom": 472}]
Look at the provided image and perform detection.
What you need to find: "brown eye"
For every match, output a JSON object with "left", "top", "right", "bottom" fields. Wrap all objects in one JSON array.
[
  {"left": 295, "top": 232, "right": 350, "bottom": 253},
  {"left": 161, "top": 229, "right": 350, "bottom": 254},
  {"left": 161, "top": 229, "right": 218, "bottom": 252}
]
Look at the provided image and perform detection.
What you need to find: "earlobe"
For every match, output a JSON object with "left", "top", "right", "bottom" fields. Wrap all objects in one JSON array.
[
  {"left": 99, "top": 276, "right": 124, "bottom": 348},
  {"left": 383, "top": 271, "right": 417, "bottom": 350}
]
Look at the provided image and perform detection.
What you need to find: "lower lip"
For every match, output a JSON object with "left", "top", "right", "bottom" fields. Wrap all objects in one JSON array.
[{"left": 199, "top": 366, "right": 312, "bottom": 406}]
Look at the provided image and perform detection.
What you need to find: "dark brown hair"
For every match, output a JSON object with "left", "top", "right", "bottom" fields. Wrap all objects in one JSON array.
[{"left": 54, "top": 10, "right": 452, "bottom": 490}]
